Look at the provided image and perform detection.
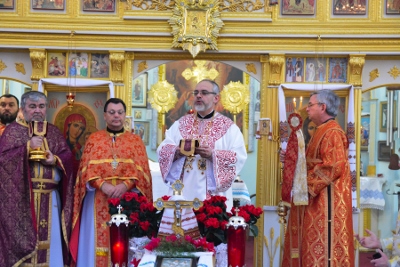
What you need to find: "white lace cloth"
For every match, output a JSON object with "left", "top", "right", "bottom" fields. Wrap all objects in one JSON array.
[{"left": 360, "top": 177, "right": 386, "bottom": 210}]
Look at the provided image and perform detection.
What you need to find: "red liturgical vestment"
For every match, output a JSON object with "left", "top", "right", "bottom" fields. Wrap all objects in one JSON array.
[
  {"left": 282, "top": 120, "right": 354, "bottom": 267},
  {"left": 70, "top": 130, "right": 152, "bottom": 267}
]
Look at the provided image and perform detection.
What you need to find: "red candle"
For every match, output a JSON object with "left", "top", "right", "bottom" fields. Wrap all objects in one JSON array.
[
  {"left": 227, "top": 226, "right": 246, "bottom": 267},
  {"left": 109, "top": 223, "right": 129, "bottom": 266}
]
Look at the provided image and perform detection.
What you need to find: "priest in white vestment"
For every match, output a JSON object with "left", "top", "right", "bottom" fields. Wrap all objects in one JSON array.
[{"left": 157, "top": 79, "right": 247, "bottom": 211}]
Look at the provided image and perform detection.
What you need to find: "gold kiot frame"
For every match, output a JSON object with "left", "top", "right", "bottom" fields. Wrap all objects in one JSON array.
[{"left": 169, "top": 0, "right": 224, "bottom": 58}]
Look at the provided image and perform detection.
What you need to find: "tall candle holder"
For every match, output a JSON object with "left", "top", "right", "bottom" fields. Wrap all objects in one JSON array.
[{"left": 107, "top": 205, "right": 130, "bottom": 267}]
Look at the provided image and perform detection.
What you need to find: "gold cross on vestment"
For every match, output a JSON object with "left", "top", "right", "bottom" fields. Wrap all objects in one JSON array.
[
  {"left": 40, "top": 219, "right": 47, "bottom": 228},
  {"left": 153, "top": 180, "right": 203, "bottom": 237},
  {"left": 37, "top": 182, "right": 46, "bottom": 190}
]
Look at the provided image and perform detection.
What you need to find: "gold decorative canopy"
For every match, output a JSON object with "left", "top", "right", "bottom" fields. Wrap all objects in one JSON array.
[
  {"left": 220, "top": 81, "right": 250, "bottom": 121},
  {"left": 168, "top": 0, "right": 224, "bottom": 58}
]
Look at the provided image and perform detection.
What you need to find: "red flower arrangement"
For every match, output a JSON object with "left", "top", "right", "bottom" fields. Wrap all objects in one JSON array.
[
  {"left": 108, "top": 192, "right": 163, "bottom": 239},
  {"left": 144, "top": 235, "right": 215, "bottom": 256},
  {"left": 230, "top": 204, "right": 263, "bottom": 237},
  {"left": 194, "top": 196, "right": 263, "bottom": 246}
]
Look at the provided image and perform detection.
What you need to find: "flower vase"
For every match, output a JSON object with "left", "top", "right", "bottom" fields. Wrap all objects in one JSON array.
[
  {"left": 128, "top": 236, "right": 150, "bottom": 267},
  {"left": 215, "top": 243, "right": 228, "bottom": 267}
]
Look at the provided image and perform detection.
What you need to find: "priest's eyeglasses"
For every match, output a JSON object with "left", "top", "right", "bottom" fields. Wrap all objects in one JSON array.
[
  {"left": 192, "top": 90, "right": 217, "bottom": 96},
  {"left": 307, "top": 102, "right": 323, "bottom": 108},
  {"left": 106, "top": 110, "right": 125, "bottom": 115}
]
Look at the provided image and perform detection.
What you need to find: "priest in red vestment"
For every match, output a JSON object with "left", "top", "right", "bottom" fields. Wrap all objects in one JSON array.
[
  {"left": 282, "top": 89, "right": 354, "bottom": 267},
  {"left": 70, "top": 98, "right": 152, "bottom": 267},
  {"left": 0, "top": 91, "right": 75, "bottom": 267}
]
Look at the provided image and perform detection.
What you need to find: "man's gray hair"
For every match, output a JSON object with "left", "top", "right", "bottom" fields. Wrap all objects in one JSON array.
[
  {"left": 310, "top": 89, "right": 340, "bottom": 117},
  {"left": 21, "top": 91, "right": 47, "bottom": 108},
  {"left": 199, "top": 79, "right": 220, "bottom": 95}
]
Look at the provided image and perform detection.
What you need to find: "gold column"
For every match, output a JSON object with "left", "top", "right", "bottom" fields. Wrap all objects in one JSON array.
[
  {"left": 109, "top": 51, "right": 125, "bottom": 99},
  {"left": 349, "top": 54, "right": 367, "bottom": 236},
  {"left": 29, "top": 49, "right": 46, "bottom": 91},
  {"left": 349, "top": 54, "right": 365, "bottom": 206},
  {"left": 255, "top": 54, "right": 285, "bottom": 267},
  {"left": 125, "top": 52, "right": 135, "bottom": 116}
]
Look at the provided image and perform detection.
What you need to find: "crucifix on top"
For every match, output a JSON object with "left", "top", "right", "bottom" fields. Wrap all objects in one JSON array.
[
  {"left": 154, "top": 180, "right": 203, "bottom": 237},
  {"left": 181, "top": 60, "right": 219, "bottom": 83}
]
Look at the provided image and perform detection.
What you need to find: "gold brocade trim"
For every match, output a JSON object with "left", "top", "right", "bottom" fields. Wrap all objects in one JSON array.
[
  {"left": 96, "top": 247, "right": 109, "bottom": 256},
  {"left": 88, "top": 159, "right": 134, "bottom": 164},
  {"left": 31, "top": 178, "right": 58, "bottom": 184},
  {"left": 31, "top": 178, "right": 58, "bottom": 193},
  {"left": 38, "top": 241, "right": 50, "bottom": 250},
  {"left": 137, "top": 165, "right": 151, "bottom": 183},
  {"left": 20, "top": 264, "right": 49, "bottom": 267}
]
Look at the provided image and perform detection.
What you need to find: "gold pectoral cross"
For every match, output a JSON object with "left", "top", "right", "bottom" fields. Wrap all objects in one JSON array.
[{"left": 111, "top": 156, "right": 118, "bottom": 170}]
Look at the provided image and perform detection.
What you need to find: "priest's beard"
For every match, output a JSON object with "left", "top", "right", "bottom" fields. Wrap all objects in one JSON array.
[
  {"left": 194, "top": 101, "right": 212, "bottom": 113},
  {"left": 0, "top": 111, "right": 18, "bottom": 124}
]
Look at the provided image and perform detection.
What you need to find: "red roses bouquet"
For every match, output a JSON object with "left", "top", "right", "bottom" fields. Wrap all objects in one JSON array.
[
  {"left": 108, "top": 192, "right": 163, "bottom": 239},
  {"left": 194, "top": 196, "right": 263, "bottom": 246}
]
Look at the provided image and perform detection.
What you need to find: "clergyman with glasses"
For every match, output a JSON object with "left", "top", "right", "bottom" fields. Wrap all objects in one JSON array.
[
  {"left": 70, "top": 98, "right": 152, "bottom": 267},
  {"left": 281, "top": 89, "right": 354, "bottom": 267},
  {"left": 157, "top": 79, "right": 247, "bottom": 212}
]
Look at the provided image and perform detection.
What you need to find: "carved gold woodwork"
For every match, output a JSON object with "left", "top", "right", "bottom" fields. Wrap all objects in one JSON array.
[
  {"left": 369, "top": 68, "right": 379, "bottom": 82},
  {"left": 129, "top": 0, "right": 264, "bottom": 12},
  {"left": 148, "top": 80, "right": 178, "bottom": 131},
  {"left": 0, "top": 60, "right": 6, "bottom": 74},
  {"left": 29, "top": 49, "right": 46, "bottom": 81},
  {"left": 182, "top": 60, "right": 219, "bottom": 82},
  {"left": 388, "top": 65, "right": 400, "bottom": 80},
  {"left": 15, "top": 63, "right": 26, "bottom": 75},
  {"left": 246, "top": 63, "right": 257, "bottom": 74},
  {"left": 220, "top": 81, "right": 250, "bottom": 124},
  {"left": 268, "top": 55, "right": 285, "bottom": 85},
  {"left": 128, "top": 0, "right": 265, "bottom": 12},
  {"left": 263, "top": 228, "right": 280, "bottom": 267},
  {"left": 168, "top": 0, "right": 224, "bottom": 58},
  {"left": 138, "top": 61, "right": 148, "bottom": 73},
  {"left": 109, "top": 51, "right": 125, "bottom": 84},
  {"left": 349, "top": 55, "right": 365, "bottom": 87}
]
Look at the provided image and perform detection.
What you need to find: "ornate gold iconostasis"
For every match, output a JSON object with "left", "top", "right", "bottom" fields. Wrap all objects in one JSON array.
[
  {"left": 2, "top": 47, "right": 400, "bottom": 266},
  {"left": 0, "top": 0, "right": 399, "bottom": 265}
]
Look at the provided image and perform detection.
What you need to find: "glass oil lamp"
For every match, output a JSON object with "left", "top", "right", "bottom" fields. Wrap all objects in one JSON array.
[
  {"left": 226, "top": 201, "right": 248, "bottom": 267},
  {"left": 107, "top": 205, "right": 130, "bottom": 267}
]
